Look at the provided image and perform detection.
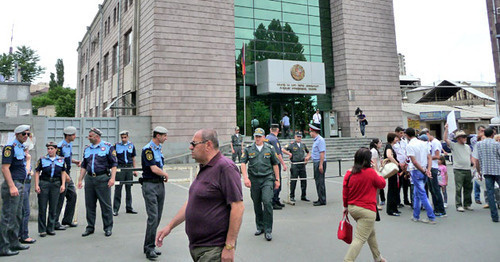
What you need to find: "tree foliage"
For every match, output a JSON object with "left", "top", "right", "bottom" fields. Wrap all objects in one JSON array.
[
  {"left": 0, "top": 53, "right": 14, "bottom": 80},
  {"left": 0, "top": 46, "right": 45, "bottom": 82},
  {"left": 32, "top": 86, "right": 75, "bottom": 117},
  {"left": 49, "top": 72, "right": 57, "bottom": 89},
  {"left": 56, "top": 59, "right": 64, "bottom": 87}
]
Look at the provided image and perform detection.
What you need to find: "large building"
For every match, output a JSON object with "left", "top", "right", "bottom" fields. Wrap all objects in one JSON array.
[{"left": 77, "top": 0, "right": 402, "bottom": 152}]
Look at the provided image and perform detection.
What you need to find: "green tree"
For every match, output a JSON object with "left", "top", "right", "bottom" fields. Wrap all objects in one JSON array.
[
  {"left": 13, "top": 46, "right": 45, "bottom": 83},
  {"left": 49, "top": 72, "right": 57, "bottom": 89},
  {"left": 31, "top": 86, "right": 76, "bottom": 117},
  {"left": 56, "top": 59, "right": 64, "bottom": 86},
  {"left": 0, "top": 53, "right": 14, "bottom": 80}
]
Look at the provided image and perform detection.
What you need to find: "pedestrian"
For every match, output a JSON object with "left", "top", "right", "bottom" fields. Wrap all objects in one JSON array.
[
  {"left": 282, "top": 131, "right": 311, "bottom": 202},
  {"left": 369, "top": 138, "right": 385, "bottom": 209},
  {"left": 19, "top": 146, "right": 35, "bottom": 244},
  {"left": 342, "top": 148, "right": 387, "bottom": 262},
  {"left": 156, "top": 129, "right": 244, "bottom": 262},
  {"left": 230, "top": 127, "right": 244, "bottom": 163},
  {"left": 313, "top": 109, "right": 322, "bottom": 129},
  {"left": 34, "top": 142, "right": 67, "bottom": 237},
  {"left": 438, "top": 156, "right": 448, "bottom": 208},
  {"left": 309, "top": 124, "right": 327, "bottom": 206},
  {"left": 0, "top": 125, "right": 31, "bottom": 256},
  {"left": 55, "top": 126, "right": 80, "bottom": 230},
  {"left": 422, "top": 129, "right": 446, "bottom": 217},
  {"left": 251, "top": 116, "right": 259, "bottom": 137},
  {"left": 141, "top": 126, "right": 169, "bottom": 259},
  {"left": 471, "top": 125, "right": 486, "bottom": 205},
  {"left": 281, "top": 113, "right": 290, "bottom": 139},
  {"left": 384, "top": 133, "right": 401, "bottom": 216},
  {"left": 241, "top": 128, "right": 280, "bottom": 241},
  {"left": 472, "top": 127, "right": 500, "bottom": 222},
  {"left": 444, "top": 124, "right": 473, "bottom": 212},
  {"left": 393, "top": 127, "right": 411, "bottom": 206},
  {"left": 355, "top": 108, "right": 367, "bottom": 137},
  {"left": 77, "top": 127, "right": 118, "bottom": 237},
  {"left": 406, "top": 128, "right": 436, "bottom": 224},
  {"left": 113, "top": 130, "right": 138, "bottom": 216},
  {"left": 266, "top": 124, "right": 287, "bottom": 209}
]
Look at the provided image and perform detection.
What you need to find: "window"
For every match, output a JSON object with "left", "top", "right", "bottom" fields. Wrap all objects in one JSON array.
[
  {"left": 113, "top": 7, "right": 117, "bottom": 26},
  {"left": 112, "top": 43, "right": 118, "bottom": 74},
  {"left": 107, "top": 16, "right": 111, "bottom": 33},
  {"left": 90, "top": 68, "right": 94, "bottom": 91},
  {"left": 103, "top": 53, "right": 109, "bottom": 80},
  {"left": 104, "top": 21, "right": 108, "bottom": 36},
  {"left": 129, "top": 0, "right": 133, "bottom": 6},
  {"left": 80, "top": 79, "right": 84, "bottom": 98},
  {"left": 124, "top": 30, "right": 132, "bottom": 65},
  {"left": 96, "top": 62, "right": 100, "bottom": 87},
  {"left": 124, "top": 0, "right": 128, "bottom": 12}
]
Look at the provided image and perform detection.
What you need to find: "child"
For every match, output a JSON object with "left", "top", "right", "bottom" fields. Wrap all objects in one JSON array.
[{"left": 438, "top": 156, "right": 448, "bottom": 208}]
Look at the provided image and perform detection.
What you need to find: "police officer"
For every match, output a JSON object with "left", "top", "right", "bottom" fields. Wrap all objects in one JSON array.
[
  {"left": 241, "top": 128, "right": 280, "bottom": 241},
  {"left": 55, "top": 126, "right": 80, "bottom": 230},
  {"left": 77, "top": 128, "right": 117, "bottom": 237},
  {"left": 113, "top": 130, "right": 138, "bottom": 216},
  {"left": 265, "top": 124, "right": 287, "bottom": 209},
  {"left": 231, "top": 126, "right": 244, "bottom": 163},
  {"left": 35, "top": 142, "right": 67, "bottom": 237},
  {"left": 0, "top": 125, "right": 31, "bottom": 256},
  {"left": 282, "top": 131, "right": 311, "bottom": 202},
  {"left": 141, "top": 126, "right": 169, "bottom": 260},
  {"left": 309, "top": 124, "right": 327, "bottom": 206}
]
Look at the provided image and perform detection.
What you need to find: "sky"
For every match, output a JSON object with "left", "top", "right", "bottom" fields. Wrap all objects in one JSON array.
[{"left": 0, "top": 0, "right": 495, "bottom": 88}]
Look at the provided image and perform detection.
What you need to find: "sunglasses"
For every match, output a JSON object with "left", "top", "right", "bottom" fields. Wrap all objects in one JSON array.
[
  {"left": 21, "top": 132, "right": 30, "bottom": 136},
  {"left": 190, "top": 140, "right": 208, "bottom": 147}
]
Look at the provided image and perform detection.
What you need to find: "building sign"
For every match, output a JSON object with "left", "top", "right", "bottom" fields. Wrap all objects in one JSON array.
[
  {"left": 407, "top": 118, "right": 420, "bottom": 130},
  {"left": 419, "top": 111, "right": 461, "bottom": 121},
  {"left": 256, "top": 59, "right": 326, "bottom": 95}
]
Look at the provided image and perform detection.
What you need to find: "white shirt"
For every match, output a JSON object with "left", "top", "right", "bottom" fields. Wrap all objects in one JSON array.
[
  {"left": 370, "top": 148, "right": 381, "bottom": 166},
  {"left": 429, "top": 138, "right": 442, "bottom": 169},
  {"left": 313, "top": 113, "right": 321, "bottom": 124},
  {"left": 393, "top": 137, "right": 408, "bottom": 164},
  {"left": 406, "top": 137, "right": 431, "bottom": 171},
  {"left": 256, "top": 145, "right": 263, "bottom": 152}
]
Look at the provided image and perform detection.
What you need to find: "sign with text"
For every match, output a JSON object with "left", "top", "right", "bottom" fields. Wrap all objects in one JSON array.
[{"left": 256, "top": 59, "right": 326, "bottom": 95}]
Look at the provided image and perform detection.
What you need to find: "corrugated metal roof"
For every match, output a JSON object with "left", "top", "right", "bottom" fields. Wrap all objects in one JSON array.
[
  {"left": 402, "top": 103, "right": 496, "bottom": 120},
  {"left": 415, "top": 80, "right": 495, "bottom": 103}
]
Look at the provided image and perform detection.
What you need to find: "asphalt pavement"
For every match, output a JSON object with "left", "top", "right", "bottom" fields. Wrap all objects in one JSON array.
[{"left": 3, "top": 161, "right": 500, "bottom": 262}]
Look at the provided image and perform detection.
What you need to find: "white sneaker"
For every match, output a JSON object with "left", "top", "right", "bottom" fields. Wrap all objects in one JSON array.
[
  {"left": 457, "top": 206, "right": 465, "bottom": 212},
  {"left": 444, "top": 203, "right": 448, "bottom": 208},
  {"left": 464, "top": 206, "right": 474, "bottom": 211}
]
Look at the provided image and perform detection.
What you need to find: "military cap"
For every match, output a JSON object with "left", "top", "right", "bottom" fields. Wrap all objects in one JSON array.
[
  {"left": 455, "top": 130, "right": 467, "bottom": 138},
  {"left": 46, "top": 141, "right": 58, "bottom": 148},
  {"left": 14, "top": 125, "right": 30, "bottom": 134},
  {"left": 153, "top": 126, "right": 168, "bottom": 134},
  {"left": 89, "top": 127, "right": 102, "bottom": 136},
  {"left": 295, "top": 131, "right": 303, "bottom": 137},
  {"left": 119, "top": 130, "right": 129, "bottom": 136},
  {"left": 309, "top": 124, "right": 320, "bottom": 131},
  {"left": 419, "top": 134, "right": 429, "bottom": 141},
  {"left": 271, "top": 124, "right": 280, "bottom": 129},
  {"left": 64, "top": 126, "right": 77, "bottom": 135},
  {"left": 235, "top": 126, "right": 240, "bottom": 131},
  {"left": 254, "top": 128, "right": 265, "bottom": 137}
]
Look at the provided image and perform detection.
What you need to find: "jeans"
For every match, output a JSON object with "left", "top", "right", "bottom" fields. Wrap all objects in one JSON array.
[
  {"left": 474, "top": 180, "right": 481, "bottom": 202},
  {"left": 410, "top": 170, "right": 435, "bottom": 220},
  {"left": 360, "top": 123, "right": 366, "bottom": 136},
  {"left": 484, "top": 175, "right": 500, "bottom": 222},
  {"left": 429, "top": 168, "right": 445, "bottom": 214},
  {"left": 19, "top": 180, "right": 31, "bottom": 240}
]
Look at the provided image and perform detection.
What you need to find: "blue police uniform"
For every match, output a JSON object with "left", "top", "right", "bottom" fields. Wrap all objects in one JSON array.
[
  {"left": 55, "top": 139, "right": 77, "bottom": 228},
  {"left": 141, "top": 140, "right": 165, "bottom": 254},
  {"left": 265, "top": 133, "right": 284, "bottom": 206},
  {"left": 36, "top": 155, "right": 66, "bottom": 234},
  {"left": 81, "top": 141, "right": 118, "bottom": 233},
  {"left": 113, "top": 142, "right": 137, "bottom": 214},
  {"left": 0, "top": 139, "right": 27, "bottom": 254}
]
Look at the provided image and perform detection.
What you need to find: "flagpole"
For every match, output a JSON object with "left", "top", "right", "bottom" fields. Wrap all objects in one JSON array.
[{"left": 242, "top": 44, "right": 247, "bottom": 137}]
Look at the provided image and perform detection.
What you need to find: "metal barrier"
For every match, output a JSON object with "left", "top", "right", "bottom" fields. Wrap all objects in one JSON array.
[{"left": 115, "top": 165, "right": 199, "bottom": 185}]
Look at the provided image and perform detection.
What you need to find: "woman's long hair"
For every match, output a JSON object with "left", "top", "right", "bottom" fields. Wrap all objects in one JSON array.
[
  {"left": 369, "top": 138, "right": 380, "bottom": 158},
  {"left": 352, "top": 147, "right": 372, "bottom": 174}
]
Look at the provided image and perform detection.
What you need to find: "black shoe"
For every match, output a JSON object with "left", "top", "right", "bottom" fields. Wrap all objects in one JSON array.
[
  {"left": 301, "top": 197, "right": 310, "bottom": 202},
  {"left": 398, "top": 204, "right": 405, "bottom": 208},
  {"left": 476, "top": 199, "right": 482, "bottom": 204},
  {"left": 11, "top": 245, "right": 29, "bottom": 251},
  {"left": 254, "top": 229, "right": 264, "bottom": 236},
  {"left": 395, "top": 211, "right": 402, "bottom": 214},
  {"left": 104, "top": 231, "right": 112, "bottom": 237},
  {"left": 19, "top": 238, "right": 36, "bottom": 244},
  {"left": 47, "top": 231, "right": 56, "bottom": 236},
  {"left": 388, "top": 213, "right": 401, "bottom": 216},
  {"left": 55, "top": 225, "right": 66, "bottom": 231},
  {"left": 154, "top": 249, "right": 162, "bottom": 255},
  {"left": 313, "top": 202, "right": 326, "bottom": 206},
  {"left": 265, "top": 233, "right": 272, "bottom": 241},
  {"left": 82, "top": 230, "right": 94, "bottom": 237},
  {"left": 277, "top": 202, "right": 285, "bottom": 207},
  {"left": 39, "top": 232, "right": 47, "bottom": 237},
  {"left": 272, "top": 204, "right": 282, "bottom": 210},
  {"left": 146, "top": 250, "right": 158, "bottom": 259},
  {"left": 113, "top": 211, "right": 118, "bottom": 216},
  {"left": 0, "top": 249, "right": 19, "bottom": 256},
  {"left": 62, "top": 222, "right": 78, "bottom": 227},
  {"left": 126, "top": 209, "right": 138, "bottom": 214},
  {"left": 290, "top": 197, "right": 296, "bottom": 202},
  {"left": 313, "top": 200, "right": 320, "bottom": 204}
]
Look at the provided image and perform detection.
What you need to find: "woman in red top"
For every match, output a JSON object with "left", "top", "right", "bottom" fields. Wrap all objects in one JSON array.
[{"left": 343, "top": 148, "right": 387, "bottom": 262}]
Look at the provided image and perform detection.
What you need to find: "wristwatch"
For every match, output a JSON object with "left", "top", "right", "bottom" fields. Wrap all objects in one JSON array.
[{"left": 224, "top": 243, "right": 235, "bottom": 250}]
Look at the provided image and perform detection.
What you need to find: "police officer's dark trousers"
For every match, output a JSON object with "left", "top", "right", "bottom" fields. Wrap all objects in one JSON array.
[
  {"left": 38, "top": 179, "right": 61, "bottom": 233},
  {"left": 56, "top": 172, "right": 77, "bottom": 226},
  {"left": 273, "top": 164, "right": 282, "bottom": 204},
  {"left": 142, "top": 181, "right": 165, "bottom": 253},
  {"left": 84, "top": 175, "right": 113, "bottom": 232},
  {"left": 232, "top": 146, "right": 242, "bottom": 163},
  {"left": 290, "top": 163, "right": 307, "bottom": 198},
  {"left": 249, "top": 175, "right": 274, "bottom": 233},
  {"left": 114, "top": 164, "right": 134, "bottom": 213},
  {"left": 313, "top": 161, "right": 327, "bottom": 204},
  {"left": 0, "top": 181, "right": 24, "bottom": 252}
]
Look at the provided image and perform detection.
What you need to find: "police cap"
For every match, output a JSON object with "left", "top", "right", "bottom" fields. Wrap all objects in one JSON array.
[
  {"left": 119, "top": 130, "right": 129, "bottom": 136},
  {"left": 14, "top": 125, "right": 30, "bottom": 134},
  {"left": 153, "top": 126, "right": 168, "bottom": 134},
  {"left": 89, "top": 127, "right": 102, "bottom": 136},
  {"left": 64, "top": 126, "right": 77, "bottom": 135},
  {"left": 295, "top": 131, "right": 303, "bottom": 137},
  {"left": 46, "top": 141, "right": 58, "bottom": 148},
  {"left": 309, "top": 124, "right": 320, "bottom": 132},
  {"left": 254, "top": 128, "right": 265, "bottom": 137}
]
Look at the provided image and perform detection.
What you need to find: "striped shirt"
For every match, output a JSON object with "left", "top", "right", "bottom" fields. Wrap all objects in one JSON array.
[{"left": 472, "top": 138, "right": 500, "bottom": 176}]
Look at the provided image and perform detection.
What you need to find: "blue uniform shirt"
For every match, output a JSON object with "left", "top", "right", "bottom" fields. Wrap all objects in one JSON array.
[
  {"left": 81, "top": 141, "right": 118, "bottom": 174},
  {"left": 312, "top": 135, "right": 326, "bottom": 161},
  {"left": 115, "top": 142, "right": 136, "bottom": 165},
  {"left": 36, "top": 155, "right": 66, "bottom": 178},
  {"left": 265, "top": 133, "right": 282, "bottom": 156},
  {"left": 2, "top": 139, "right": 27, "bottom": 180},
  {"left": 141, "top": 140, "right": 164, "bottom": 179},
  {"left": 57, "top": 139, "right": 73, "bottom": 172}
]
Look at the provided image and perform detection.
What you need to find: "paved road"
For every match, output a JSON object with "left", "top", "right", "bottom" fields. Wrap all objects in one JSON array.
[{"left": 4, "top": 162, "right": 500, "bottom": 261}]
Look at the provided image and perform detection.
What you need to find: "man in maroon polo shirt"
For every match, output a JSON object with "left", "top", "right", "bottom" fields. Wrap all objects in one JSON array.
[{"left": 156, "top": 129, "right": 244, "bottom": 262}]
